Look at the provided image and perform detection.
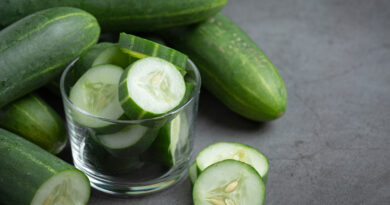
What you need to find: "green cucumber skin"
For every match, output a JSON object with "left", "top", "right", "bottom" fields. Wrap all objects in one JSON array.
[
  {"left": 0, "top": 7, "right": 100, "bottom": 108},
  {"left": 0, "top": 128, "right": 90, "bottom": 205},
  {"left": 165, "top": 13, "right": 287, "bottom": 121},
  {"left": 0, "top": 0, "right": 227, "bottom": 32},
  {"left": 119, "top": 33, "right": 188, "bottom": 68},
  {"left": 119, "top": 65, "right": 159, "bottom": 120},
  {"left": 0, "top": 94, "right": 67, "bottom": 154},
  {"left": 147, "top": 121, "right": 176, "bottom": 166}
]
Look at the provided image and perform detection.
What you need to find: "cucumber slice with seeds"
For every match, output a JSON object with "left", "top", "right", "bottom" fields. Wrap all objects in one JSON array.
[
  {"left": 69, "top": 64, "right": 124, "bottom": 132},
  {"left": 193, "top": 160, "right": 265, "bottom": 205},
  {"left": 196, "top": 142, "right": 269, "bottom": 184},
  {"left": 119, "top": 57, "right": 186, "bottom": 120},
  {"left": 119, "top": 33, "right": 188, "bottom": 68}
]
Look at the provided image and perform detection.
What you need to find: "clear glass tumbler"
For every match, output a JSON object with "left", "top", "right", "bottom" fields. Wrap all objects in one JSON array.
[{"left": 60, "top": 59, "right": 201, "bottom": 195}]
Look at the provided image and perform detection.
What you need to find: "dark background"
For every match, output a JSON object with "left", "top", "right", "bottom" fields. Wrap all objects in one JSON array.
[{"left": 85, "top": 0, "right": 390, "bottom": 204}]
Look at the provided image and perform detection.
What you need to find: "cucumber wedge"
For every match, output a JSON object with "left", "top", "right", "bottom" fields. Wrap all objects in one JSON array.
[
  {"left": 69, "top": 64, "right": 124, "bottom": 132},
  {"left": 119, "top": 57, "right": 186, "bottom": 120},
  {"left": 0, "top": 129, "right": 90, "bottom": 205},
  {"left": 94, "top": 124, "right": 159, "bottom": 157},
  {"left": 119, "top": 33, "right": 188, "bottom": 68},
  {"left": 189, "top": 162, "right": 198, "bottom": 184},
  {"left": 193, "top": 160, "right": 265, "bottom": 205},
  {"left": 92, "top": 45, "right": 129, "bottom": 68},
  {"left": 196, "top": 142, "right": 269, "bottom": 183},
  {"left": 148, "top": 112, "right": 189, "bottom": 166}
]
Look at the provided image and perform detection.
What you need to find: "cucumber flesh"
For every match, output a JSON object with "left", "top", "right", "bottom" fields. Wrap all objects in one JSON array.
[
  {"left": 119, "top": 57, "right": 186, "bottom": 119},
  {"left": 31, "top": 170, "right": 90, "bottom": 205},
  {"left": 97, "top": 124, "right": 148, "bottom": 149},
  {"left": 196, "top": 142, "right": 269, "bottom": 183},
  {"left": 70, "top": 64, "right": 124, "bottom": 129},
  {"left": 193, "top": 160, "right": 265, "bottom": 205},
  {"left": 189, "top": 162, "right": 198, "bottom": 184}
]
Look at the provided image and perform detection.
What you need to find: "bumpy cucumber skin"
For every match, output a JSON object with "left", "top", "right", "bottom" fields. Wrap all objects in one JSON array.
[
  {"left": 0, "top": 129, "right": 90, "bottom": 205},
  {"left": 165, "top": 13, "right": 287, "bottom": 121},
  {"left": 0, "top": 0, "right": 228, "bottom": 32},
  {"left": 0, "top": 7, "right": 100, "bottom": 108},
  {"left": 196, "top": 142, "right": 269, "bottom": 184},
  {"left": 193, "top": 159, "right": 265, "bottom": 205},
  {"left": 0, "top": 94, "right": 67, "bottom": 154},
  {"left": 119, "top": 33, "right": 188, "bottom": 68}
]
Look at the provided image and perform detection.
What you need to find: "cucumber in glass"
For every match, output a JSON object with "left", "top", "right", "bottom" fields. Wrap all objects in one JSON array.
[
  {"left": 69, "top": 64, "right": 125, "bottom": 133},
  {"left": 193, "top": 160, "right": 265, "bottom": 205},
  {"left": 119, "top": 57, "right": 186, "bottom": 120}
]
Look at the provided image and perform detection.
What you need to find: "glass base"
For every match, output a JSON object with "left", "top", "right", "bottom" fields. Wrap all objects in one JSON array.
[
  {"left": 89, "top": 171, "right": 187, "bottom": 195},
  {"left": 74, "top": 160, "right": 188, "bottom": 196}
]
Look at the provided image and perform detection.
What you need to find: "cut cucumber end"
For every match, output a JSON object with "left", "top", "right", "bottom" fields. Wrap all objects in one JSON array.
[
  {"left": 31, "top": 169, "right": 90, "bottom": 205},
  {"left": 196, "top": 142, "right": 269, "bottom": 183},
  {"left": 193, "top": 160, "right": 265, "bottom": 205},
  {"left": 70, "top": 64, "right": 124, "bottom": 129},
  {"left": 119, "top": 57, "right": 186, "bottom": 119}
]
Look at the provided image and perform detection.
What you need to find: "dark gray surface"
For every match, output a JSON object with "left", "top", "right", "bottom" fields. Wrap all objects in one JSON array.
[{"left": 90, "top": 0, "right": 390, "bottom": 204}]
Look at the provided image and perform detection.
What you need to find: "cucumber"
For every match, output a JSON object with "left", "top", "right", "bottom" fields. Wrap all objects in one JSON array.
[
  {"left": 94, "top": 124, "right": 159, "bottom": 157},
  {"left": 148, "top": 112, "right": 189, "bottom": 166},
  {"left": 0, "top": 94, "right": 67, "bottom": 154},
  {"left": 193, "top": 159, "right": 265, "bottom": 205},
  {"left": 119, "top": 33, "right": 188, "bottom": 68},
  {"left": 0, "top": 7, "right": 100, "bottom": 108},
  {"left": 119, "top": 57, "right": 186, "bottom": 120},
  {"left": 69, "top": 64, "right": 125, "bottom": 132},
  {"left": 189, "top": 162, "right": 198, "bottom": 184},
  {"left": 196, "top": 142, "right": 269, "bottom": 184},
  {"left": 164, "top": 13, "right": 287, "bottom": 121},
  {"left": 0, "top": 0, "right": 228, "bottom": 32},
  {"left": 0, "top": 128, "right": 90, "bottom": 205}
]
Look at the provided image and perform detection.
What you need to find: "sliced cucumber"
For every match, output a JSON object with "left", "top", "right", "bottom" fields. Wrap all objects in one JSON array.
[
  {"left": 92, "top": 45, "right": 129, "bottom": 68},
  {"left": 147, "top": 112, "right": 189, "bottom": 166},
  {"left": 193, "top": 160, "right": 265, "bottom": 205},
  {"left": 189, "top": 162, "right": 198, "bottom": 184},
  {"left": 119, "top": 57, "right": 186, "bottom": 120},
  {"left": 31, "top": 170, "right": 90, "bottom": 205},
  {"left": 94, "top": 124, "right": 159, "bottom": 157},
  {"left": 196, "top": 142, "right": 269, "bottom": 183},
  {"left": 69, "top": 64, "right": 124, "bottom": 132},
  {"left": 119, "top": 33, "right": 187, "bottom": 68}
]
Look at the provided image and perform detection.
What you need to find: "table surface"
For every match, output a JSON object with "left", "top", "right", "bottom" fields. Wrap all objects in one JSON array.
[{"left": 86, "top": 0, "right": 390, "bottom": 204}]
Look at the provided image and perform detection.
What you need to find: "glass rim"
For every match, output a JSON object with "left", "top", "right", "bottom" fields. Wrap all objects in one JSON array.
[{"left": 60, "top": 57, "right": 201, "bottom": 124}]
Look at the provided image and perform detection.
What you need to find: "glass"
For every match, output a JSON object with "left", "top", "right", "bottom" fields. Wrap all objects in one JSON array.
[{"left": 60, "top": 59, "right": 201, "bottom": 195}]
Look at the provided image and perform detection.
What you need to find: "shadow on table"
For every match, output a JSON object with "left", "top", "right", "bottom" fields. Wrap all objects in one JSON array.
[{"left": 197, "top": 89, "right": 271, "bottom": 133}]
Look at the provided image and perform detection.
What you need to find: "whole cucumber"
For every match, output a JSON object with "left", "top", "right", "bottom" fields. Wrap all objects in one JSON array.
[
  {"left": 0, "top": 7, "right": 100, "bottom": 108},
  {"left": 164, "top": 13, "right": 287, "bottom": 121},
  {"left": 0, "top": 0, "right": 227, "bottom": 32},
  {"left": 0, "top": 94, "right": 67, "bottom": 154}
]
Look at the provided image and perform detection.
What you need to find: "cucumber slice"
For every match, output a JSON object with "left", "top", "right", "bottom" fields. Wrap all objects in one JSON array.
[
  {"left": 69, "top": 64, "right": 124, "bottom": 132},
  {"left": 92, "top": 45, "right": 129, "bottom": 68},
  {"left": 119, "top": 57, "right": 186, "bottom": 119},
  {"left": 189, "top": 162, "right": 198, "bottom": 184},
  {"left": 196, "top": 142, "right": 269, "bottom": 184},
  {"left": 147, "top": 112, "right": 189, "bottom": 166},
  {"left": 119, "top": 33, "right": 188, "bottom": 68},
  {"left": 31, "top": 170, "right": 90, "bottom": 205},
  {"left": 193, "top": 160, "right": 265, "bottom": 205},
  {"left": 94, "top": 124, "right": 159, "bottom": 157}
]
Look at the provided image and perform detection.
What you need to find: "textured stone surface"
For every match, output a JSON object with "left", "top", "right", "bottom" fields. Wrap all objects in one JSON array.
[{"left": 90, "top": 0, "right": 390, "bottom": 204}]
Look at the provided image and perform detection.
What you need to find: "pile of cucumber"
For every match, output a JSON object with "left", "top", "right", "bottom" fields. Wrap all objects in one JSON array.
[{"left": 0, "top": 0, "right": 286, "bottom": 204}]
